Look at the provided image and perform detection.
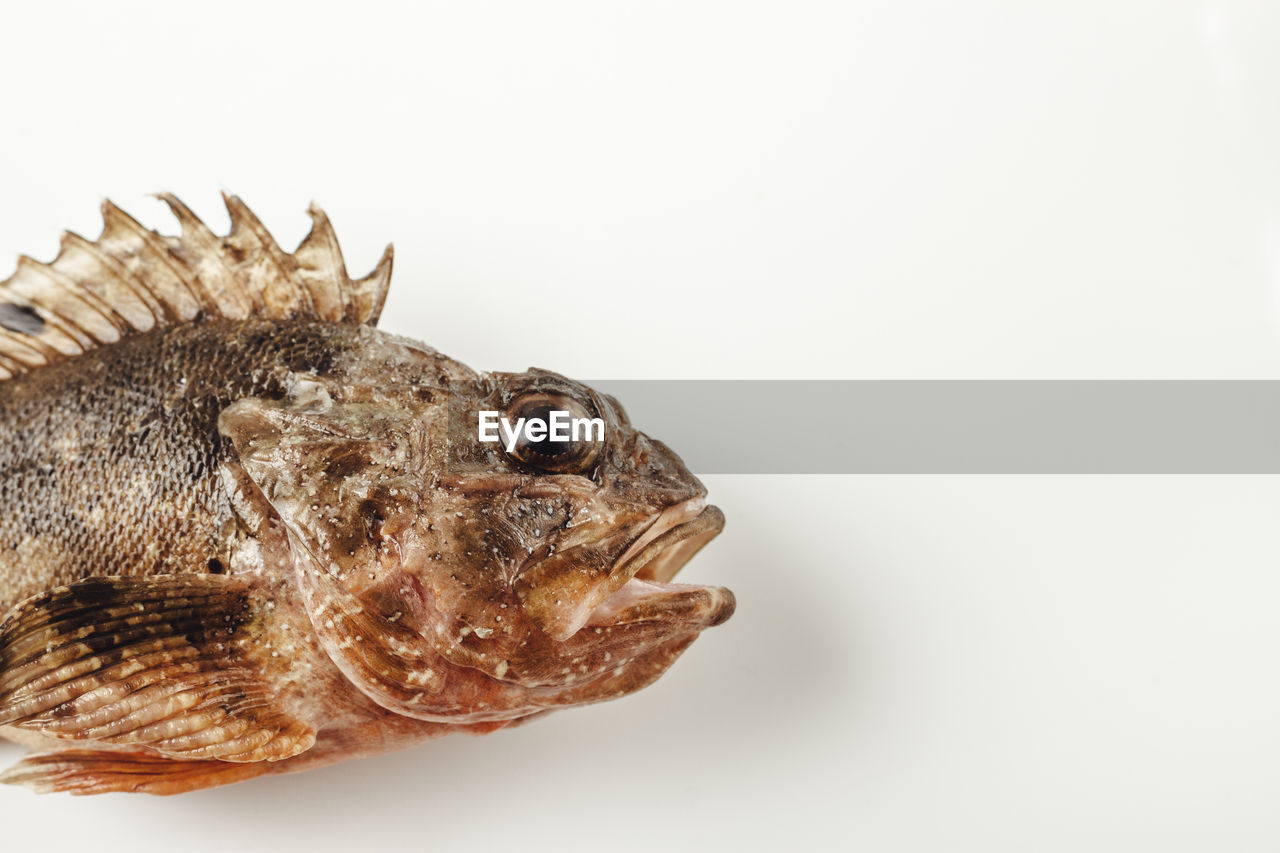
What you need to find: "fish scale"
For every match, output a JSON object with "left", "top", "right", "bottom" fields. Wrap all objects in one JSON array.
[{"left": 0, "top": 320, "right": 364, "bottom": 611}]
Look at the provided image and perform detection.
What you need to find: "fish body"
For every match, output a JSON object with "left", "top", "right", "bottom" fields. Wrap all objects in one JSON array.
[{"left": 0, "top": 196, "right": 733, "bottom": 795}]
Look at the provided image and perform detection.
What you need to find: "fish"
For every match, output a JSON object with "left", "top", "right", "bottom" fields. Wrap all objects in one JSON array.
[{"left": 0, "top": 194, "right": 734, "bottom": 795}]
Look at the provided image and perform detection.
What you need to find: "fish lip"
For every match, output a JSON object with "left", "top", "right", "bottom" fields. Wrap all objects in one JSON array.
[
  {"left": 612, "top": 496, "right": 710, "bottom": 578},
  {"left": 586, "top": 577, "right": 736, "bottom": 630},
  {"left": 584, "top": 502, "right": 732, "bottom": 630},
  {"left": 517, "top": 499, "right": 729, "bottom": 642},
  {"left": 619, "top": 502, "right": 725, "bottom": 584}
]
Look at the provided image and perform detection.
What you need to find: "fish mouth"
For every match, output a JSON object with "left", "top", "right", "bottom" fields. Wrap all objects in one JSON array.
[{"left": 585, "top": 499, "right": 734, "bottom": 630}]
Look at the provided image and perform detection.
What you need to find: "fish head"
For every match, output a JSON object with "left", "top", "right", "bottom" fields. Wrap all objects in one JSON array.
[
  {"left": 438, "top": 367, "right": 731, "bottom": 641},
  {"left": 221, "top": 338, "right": 733, "bottom": 721}
]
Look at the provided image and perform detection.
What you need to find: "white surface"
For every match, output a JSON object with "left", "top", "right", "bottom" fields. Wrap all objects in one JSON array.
[
  {"left": 3, "top": 2, "right": 1280, "bottom": 851},
  {"left": 5, "top": 477, "right": 1280, "bottom": 851}
]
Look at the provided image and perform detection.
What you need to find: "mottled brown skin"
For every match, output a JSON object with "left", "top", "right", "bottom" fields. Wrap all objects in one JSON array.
[
  {"left": 0, "top": 320, "right": 357, "bottom": 610},
  {"left": 0, "top": 314, "right": 733, "bottom": 793}
]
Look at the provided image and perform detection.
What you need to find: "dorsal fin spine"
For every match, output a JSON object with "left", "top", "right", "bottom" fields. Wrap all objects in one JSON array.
[
  {"left": 299, "top": 204, "right": 351, "bottom": 323},
  {"left": 0, "top": 334, "right": 42, "bottom": 371},
  {"left": 155, "top": 193, "right": 262, "bottom": 317},
  {"left": 353, "top": 243, "right": 394, "bottom": 325},
  {"left": 0, "top": 194, "right": 394, "bottom": 381},
  {"left": 221, "top": 193, "right": 319, "bottom": 320},
  {"left": 12, "top": 257, "right": 107, "bottom": 348},
  {"left": 101, "top": 201, "right": 214, "bottom": 317},
  {"left": 61, "top": 231, "right": 168, "bottom": 327},
  {"left": 22, "top": 254, "right": 132, "bottom": 339}
]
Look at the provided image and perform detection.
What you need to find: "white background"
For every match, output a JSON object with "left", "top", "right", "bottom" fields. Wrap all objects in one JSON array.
[{"left": 2, "top": 2, "right": 1279, "bottom": 850}]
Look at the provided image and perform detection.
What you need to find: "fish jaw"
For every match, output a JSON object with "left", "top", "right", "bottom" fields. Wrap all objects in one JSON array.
[
  {"left": 514, "top": 501, "right": 728, "bottom": 641},
  {"left": 582, "top": 503, "right": 733, "bottom": 628},
  {"left": 586, "top": 578, "right": 735, "bottom": 630},
  {"left": 282, "top": 498, "right": 732, "bottom": 722}
]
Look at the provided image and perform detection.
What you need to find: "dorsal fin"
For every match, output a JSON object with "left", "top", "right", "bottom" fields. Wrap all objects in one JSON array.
[{"left": 0, "top": 193, "right": 394, "bottom": 381}]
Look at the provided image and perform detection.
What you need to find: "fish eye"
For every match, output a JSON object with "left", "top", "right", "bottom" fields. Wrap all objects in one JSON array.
[{"left": 505, "top": 392, "right": 603, "bottom": 474}]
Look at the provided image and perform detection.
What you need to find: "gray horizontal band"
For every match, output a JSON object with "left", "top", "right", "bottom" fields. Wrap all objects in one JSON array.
[{"left": 579, "top": 381, "right": 1280, "bottom": 474}]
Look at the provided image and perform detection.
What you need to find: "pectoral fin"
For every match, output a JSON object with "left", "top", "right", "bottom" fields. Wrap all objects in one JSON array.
[
  {"left": 0, "top": 748, "right": 278, "bottom": 796},
  {"left": 0, "top": 575, "right": 314, "bottom": 763}
]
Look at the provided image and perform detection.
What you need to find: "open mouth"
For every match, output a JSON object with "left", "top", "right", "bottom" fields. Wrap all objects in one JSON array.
[
  {"left": 586, "top": 499, "right": 734, "bottom": 630},
  {"left": 614, "top": 498, "right": 726, "bottom": 583},
  {"left": 515, "top": 497, "right": 734, "bottom": 641}
]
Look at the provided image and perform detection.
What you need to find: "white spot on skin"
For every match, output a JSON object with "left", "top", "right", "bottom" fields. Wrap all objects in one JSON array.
[{"left": 406, "top": 669, "right": 437, "bottom": 687}]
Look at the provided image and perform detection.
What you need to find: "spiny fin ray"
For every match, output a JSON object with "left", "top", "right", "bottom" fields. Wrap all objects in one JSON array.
[
  {"left": 0, "top": 748, "right": 279, "bottom": 795},
  {"left": 0, "top": 575, "right": 315, "bottom": 763},
  {"left": 0, "top": 194, "right": 393, "bottom": 381}
]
